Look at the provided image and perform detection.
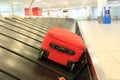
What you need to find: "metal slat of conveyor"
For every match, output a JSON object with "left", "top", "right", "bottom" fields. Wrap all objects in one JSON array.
[
  {"left": 0, "top": 69, "right": 20, "bottom": 80},
  {"left": 23, "top": 18, "right": 55, "bottom": 28},
  {"left": 4, "top": 18, "right": 48, "bottom": 34},
  {"left": 5, "top": 18, "right": 49, "bottom": 31},
  {"left": 4, "top": 18, "right": 47, "bottom": 34},
  {"left": 23, "top": 18, "right": 56, "bottom": 29},
  {"left": 7, "top": 17, "right": 49, "bottom": 30},
  {"left": 16, "top": 18, "right": 50, "bottom": 30},
  {"left": 0, "top": 19, "right": 45, "bottom": 38},
  {"left": 0, "top": 27, "right": 41, "bottom": 49},
  {"left": 24, "top": 18, "right": 48, "bottom": 27},
  {"left": 0, "top": 34, "right": 39, "bottom": 59},
  {"left": 0, "top": 23, "right": 43, "bottom": 42},
  {"left": 0, "top": 48, "right": 61, "bottom": 80},
  {"left": 25, "top": 18, "right": 56, "bottom": 27},
  {"left": 15, "top": 18, "right": 51, "bottom": 30}
]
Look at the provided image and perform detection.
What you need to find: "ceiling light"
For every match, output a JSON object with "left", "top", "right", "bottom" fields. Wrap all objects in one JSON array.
[
  {"left": 47, "top": 4, "right": 51, "bottom": 7},
  {"left": 24, "top": 4, "right": 28, "bottom": 7},
  {"left": 81, "top": 1, "right": 87, "bottom": 6},
  {"left": 62, "top": 1, "right": 67, "bottom": 3},
  {"left": 81, "top": 1, "right": 87, "bottom": 4},
  {"left": 41, "top": 2, "right": 47, "bottom": 5},
  {"left": 36, "top": 0, "right": 42, "bottom": 1},
  {"left": 112, "top": 1, "right": 120, "bottom": 4},
  {"left": 82, "top": 0, "right": 88, "bottom": 1},
  {"left": 13, "top": 2, "right": 23, "bottom": 4},
  {"left": 62, "top": 1, "right": 68, "bottom": 4}
]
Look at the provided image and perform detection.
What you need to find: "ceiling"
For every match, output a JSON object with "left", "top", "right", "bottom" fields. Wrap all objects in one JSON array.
[
  {"left": 0, "top": 0, "right": 120, "bottom": 10},
  {"left": 31, "top": 0, "right": 97, "bottom": 9},
  {"left": 0, "top": 0, "right": 97, "bottom": 9},
  {"left": 108, "top": 0, "right": 120, "bottom": 5}
]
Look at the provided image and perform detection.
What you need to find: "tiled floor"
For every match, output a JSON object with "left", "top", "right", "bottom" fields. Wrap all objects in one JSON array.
[{"left": 78, "top": 21, "right": 120, "bottom": 80}]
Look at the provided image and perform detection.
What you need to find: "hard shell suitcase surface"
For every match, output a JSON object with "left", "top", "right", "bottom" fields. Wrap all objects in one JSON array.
[{"left": 39, "top": 27, "right": 86, "bottom": 70}]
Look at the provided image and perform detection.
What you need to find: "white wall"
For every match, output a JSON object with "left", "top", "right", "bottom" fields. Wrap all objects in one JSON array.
[
  {"left": 1, "top": 1, "right": 120, "bottom": 20},
  {"left": 68, "top": 7, "right": 87, "bottom": 20},
  {"left": 0, "top": 1, "right": 24, "bottom": 16},
  {"left": 111, "top": 6, "right": 120, "bottom": 20}
]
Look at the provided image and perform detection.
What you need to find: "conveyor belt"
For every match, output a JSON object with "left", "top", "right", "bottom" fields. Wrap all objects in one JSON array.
[
  {"left": 0, "top": 19, "right": 45, "bottom": 38},
  {"left": 0, "top": 18, "right": 93, "bottom": 80},
  {"left": 0, "top": 19, "right": 75, "bottom": 79},
  {"left": 4, "top": 19, "right": 47, "bottom": 34},
  {"left": 15, "top": 18, "right": 51, "bottom": 29},
  {"left": 0, "top": 34, "right": 39, "bottom": 57},
  {"left": 24, "top": 18, "right": 70, "bottom": 29},
  {"left": 0, "top": 27, "right": 41, "bottom": 49},
  {"left": 0, "top": 23, "right": 43, "bottom": 42},
  {"left": 5, "top": 18, "right": 50, "bottom": 31},
  {"left": 14, "top": 18, "right": 54, "bottom": 29}
]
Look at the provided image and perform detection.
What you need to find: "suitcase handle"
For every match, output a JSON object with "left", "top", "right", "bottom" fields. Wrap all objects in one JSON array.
[{"left": 49, "top": 43, "right": 75, "bottom": 55}]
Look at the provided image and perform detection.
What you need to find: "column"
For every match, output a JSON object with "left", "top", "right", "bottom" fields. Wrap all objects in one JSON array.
[
  {"left": 97, "top": 0, "right": 107, "bottom": 23},
  {"left": 29, "top": 0, "right": 35, "bottom": 16},
  {"left": 10, "top": 0, "right": 14, "bottom": 15},
  {"left": 0, "top": 5, "right": 1, "bottom": 15},
  {"left": 87, "top": 6, "right": 92, "bottom": 21},
  {"left": 47, "top": 4, "right": 51, "bottom": 17}
]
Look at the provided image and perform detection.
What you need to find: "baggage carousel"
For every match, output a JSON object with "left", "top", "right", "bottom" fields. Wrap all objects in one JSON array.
[{"left": 0, "top": 17, "right": 105, "bottom": 80}]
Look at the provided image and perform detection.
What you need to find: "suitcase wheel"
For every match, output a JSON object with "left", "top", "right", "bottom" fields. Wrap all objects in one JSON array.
[
  {"left": 70, "top": 63, "right": 75, "bottom": 71},
  {"left": 39, "top": 48, "right": 49, "bottom": 59},
  {"left": 67, "top": 61, "right": 75, "bottom": 71},
  {"left": 39, "top": 48, "right": 44, "bottom": 59}
]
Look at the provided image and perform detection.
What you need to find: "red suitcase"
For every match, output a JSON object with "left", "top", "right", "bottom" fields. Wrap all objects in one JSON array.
[{"left": 39, "top": 27, "right": 86, "bottom": 71}]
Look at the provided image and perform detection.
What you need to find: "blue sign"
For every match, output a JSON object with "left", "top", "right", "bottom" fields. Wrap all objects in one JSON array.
[{"left": 102, "top": 6, "right": 111, "bottom": 24}]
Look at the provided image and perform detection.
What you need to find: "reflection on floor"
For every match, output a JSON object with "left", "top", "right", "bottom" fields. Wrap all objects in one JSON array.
[{"left": 78, "top": 21, "right": 120, "bottom": 80}]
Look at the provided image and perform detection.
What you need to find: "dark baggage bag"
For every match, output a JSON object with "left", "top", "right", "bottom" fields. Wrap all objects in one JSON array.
[{"left": 39, "top": 27, "right": 86, "bottom": 71}]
